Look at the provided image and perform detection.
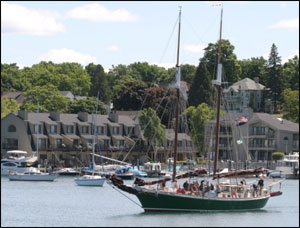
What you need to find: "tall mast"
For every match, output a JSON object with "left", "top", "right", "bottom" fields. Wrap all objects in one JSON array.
[
  {"left": 172, "top": 6, "right": 181, "bottom": 182},
  {"left": 92, "top": 92, "right": 100, "bottom": 176},
  {"left": 213, "top": 5, "right": 223, "bottom": 177}
]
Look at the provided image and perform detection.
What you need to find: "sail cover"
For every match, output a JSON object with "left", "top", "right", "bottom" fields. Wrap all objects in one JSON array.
[{"left": 213, "top": 167, "right": 268, "bottom": 179}]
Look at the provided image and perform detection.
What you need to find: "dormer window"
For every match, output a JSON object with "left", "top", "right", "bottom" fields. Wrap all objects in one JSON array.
[
  {"left": 82, "top": 126, "right": 89, "bottom": 134},
  {"left": 66, "top": 125, "right": 74, "bottom": 134},
  {"left": 34, "top": 124, "right": 41, "bottom": 134},
  {"left": 50, "top": 125, "right": 57, "bottom": 134},
  {"left": 112, "top": 127, "right": 119, "bottom": 135}
]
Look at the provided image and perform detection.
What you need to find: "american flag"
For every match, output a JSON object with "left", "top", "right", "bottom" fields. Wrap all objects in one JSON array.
[{"left": 237, "top": 116, "right": 248, "bottom": 126}]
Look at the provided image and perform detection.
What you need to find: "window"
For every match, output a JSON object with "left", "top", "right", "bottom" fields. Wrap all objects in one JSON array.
[
  {"left": 96, "top": 126, "right": 105, "bottom": 135},
  {"left": 50, "top": 125, "right": 57, "bottom": 134},
  {"left": 104, "top": 139, "right": 109, "bottom": 147},
  {"left": 8, "top": 125, "right": 16, "bottom": 132},
  {"left": 112, "top": 127, "right": 119, "bottom": 135},
  {"left": 117, "top": 140, "right": 124, "bottom": 147},
  {"left": 54, "top": 139, "right": 62, "bottom": 149},
  {"left": 3, "top": 138, "right": 18, "bottom": 149},
  {"left": 34, "top": 124, "right": 42, "bottom": 134},
  {"left": 82, "top": 126, "right": 89, "bottom": 134},
  {"left": 37, "top": 138, "right": 47, "bottom": 149},
  {"left": 66, "top": 125, "right": 74, "bottom": 134},
  {"left": 128, "top": 127, "right": 135, "bottom": 135}
]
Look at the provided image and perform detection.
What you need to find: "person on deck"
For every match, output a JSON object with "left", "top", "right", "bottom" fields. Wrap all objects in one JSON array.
[{"left": 258, "top": 178, "right": 264, "bottom": 196}]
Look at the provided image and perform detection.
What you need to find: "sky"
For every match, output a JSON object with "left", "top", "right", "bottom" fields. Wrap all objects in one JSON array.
[{"left": 1, "top": 1, "right": 299, "bottom": 72}]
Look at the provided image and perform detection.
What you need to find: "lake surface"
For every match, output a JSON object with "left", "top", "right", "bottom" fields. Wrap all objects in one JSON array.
[{"left": 1, "top": 176, "right": 299, "bottom": 227}]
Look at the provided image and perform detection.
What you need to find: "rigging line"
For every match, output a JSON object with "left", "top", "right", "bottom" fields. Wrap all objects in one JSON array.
[
  {"left": 159, "top": 15, "right": 179, "bottom": 64},
  {"left": 106, "top": 181, "right": 142, "bottom": 208}
]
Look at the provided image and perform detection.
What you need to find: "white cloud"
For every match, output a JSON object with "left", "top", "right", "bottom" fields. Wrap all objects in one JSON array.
[
  {"left": 39, "top": 48, "right": 96, "bottom": 66},
  {"left": 66, "top": 4, "right": 138, "bottom": 22},
  {"left": 282, "top": 50, "right": 299, "bottom": 63},
  {"left": 183, "top": 44, "right": 206, "bottom": 54},
  {"left": 270, "top": 18, "right": 299, "bottom": 30},
  {"left": 1, "top": 2, "right": 65, "bottom": 36},
  {"left": 107, "top": 45, "right": 120, "bottom": 51}
]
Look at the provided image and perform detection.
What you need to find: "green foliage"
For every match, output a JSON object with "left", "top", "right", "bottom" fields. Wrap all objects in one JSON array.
[
  {"left": 272, "top": 152, "right": 284, "bottom": 161},
  {"left": 265, "top": 44, "right": 283, "bottom": 113},
  {"left": 1, "top": 63, "right": 30, "bottom": 91},
  {"left": 139, "top": 107, "right": 166, "bottom": 146},
  {"left": 282, "top": 55, "right": 299, "bottom": 91},
  {"left": 1, "top": 96, "right": 20, "bottom": 119},
  {"left": 144, "top": 86, "right": 187, "bottom": 127},
  {"left": 188, "top": 61, "right": 214, "bottom": 107},
  {"left": 200, "top": 39, "right": 241, "bottom": 83},
  {"left": 85, "top": 63, "right": 111, "bottom": 103},
  {"left": 184, "top": 103, "right": 215, "bottom": 156},
  {"left": 281, "top": 89, "right": 299, "bottom": 123},
  {"left": 112, "top": 80, "right": 149, "bottom": 111},
  {"left": 68, "top": 97, "right": 107, "bottom": 114},
  {"left": 21, "top": 85, "right": 70, "bottom": 112},
  {"left": 238, "top": 57, "right": 267, "bottom": 83}
]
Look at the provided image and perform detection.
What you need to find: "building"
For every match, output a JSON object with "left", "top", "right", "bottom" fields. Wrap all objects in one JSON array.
[
  {"left": 1, "top": 110, "right": 195, "bottom": 166},
  {"left": 223, "top": 77, "right": 267, "bottom": 113},
  {"left": 204, "top": 108, "right": 299, "bottom": 162}
]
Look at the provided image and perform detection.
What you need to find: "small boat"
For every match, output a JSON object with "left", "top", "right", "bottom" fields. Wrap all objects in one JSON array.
[
  {"left": 269, "top": 153, "right": 299, "bottom": 179},
  {"left": 55, "top": 167, "right": 80, "bottom": 176},
  {"left": 115, "top": 167, "right": 135, "bottom": 180},
  {"left": 8, "top": 167, "right": 58, "bottom": 181},
  {"left": 270, "top": 190, "right": 283, "bottom": 197},
  {"left": 74, "top": 96, "right": 105, "bottom": 187},
  {"left": 74, "top": 174, "right": 105, "bottom": 186}
]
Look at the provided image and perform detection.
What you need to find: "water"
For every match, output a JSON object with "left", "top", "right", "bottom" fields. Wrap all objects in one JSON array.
[{"left": 1, "top": 176, "right": 299, "bottom": 227}]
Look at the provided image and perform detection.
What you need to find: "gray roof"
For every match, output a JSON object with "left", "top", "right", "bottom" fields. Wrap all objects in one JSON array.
[
  {"left": 118, "top": 116, "right": 135, "bottom": 127},
  {"left": 224, "top": 78, "right": 265, "bottom": 93},
  {"left": 250, "top": 113, "right": 299, "bottom": 133},
  {"left": 165, "top": 129, "right": 191, "bottom": 141},
  {"left": 27, "top": 113, "right": 58, "bottom": 124}
]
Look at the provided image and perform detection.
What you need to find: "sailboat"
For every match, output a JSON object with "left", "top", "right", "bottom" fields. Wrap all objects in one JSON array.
[
  {"left": 8, "top": 103, "right": 58, "bottom": 181},
  {"left": 74, "top": 95, "right": 106, "bottom": 186},
  {"left": 106, "top": 6, "right": 280, "bottom": 212}
]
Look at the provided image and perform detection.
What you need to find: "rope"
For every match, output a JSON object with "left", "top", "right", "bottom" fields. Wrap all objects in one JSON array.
[{"left": 107, "top": 181, "right": 142, "bottom": 208}]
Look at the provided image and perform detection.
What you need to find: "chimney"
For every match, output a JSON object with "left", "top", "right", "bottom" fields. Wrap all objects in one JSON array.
[
  {"left": 18, "top": 110, "right": 28, "bottom": 120},
  {"left": 109, "top": 111, "right": 118, "bottom": 123},
  {"left": 78, "top": 112, "right": 88, "bottom": 122},
  {"left": 50, "top": 111, "right": 60, "bottom": 121},
  {"left": 254, "top": 77, "right": 259, "bottom": 83}
]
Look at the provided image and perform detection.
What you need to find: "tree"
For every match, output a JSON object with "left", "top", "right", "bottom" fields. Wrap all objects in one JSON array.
[
  {"left": 68, "top": 97, "right": 107, "bottom": 114},
  {"left": 144, "top": 86, "right": 187, "bottom": 127},
  {"left": 1, "top": 63, "right": 29, "bottom": 92},
  {"left": 21, "top": 85, "right": 70, "bottom": 113},
  {"left": 139, "top": 108, "right": 166, "bottom": 161},
  {"left": 200, "top": 39, "right": 241, "bottom": 83},
  {"left": 282, "top": 55, "right": 299, "bottom": 91},
  {"left": 281, "top": 89, "right": 299, "bottom": 123},
  {"left": 184, "top": 103, "right": 215, "bottom": 156},
  {"left": 188, "top": 61, "right": 214, "bottom": 107},
  {"left": 1, "top": 96, "right": 20, "bottom": 119},
  {"left": 112, "top": 80, "right": 149, "bottom": 111},
  {"left": 265, "top": 44, "right": 282, "bottom": 113},
  {"left": 238, "top": 57, "right": 267, "bottom": 83},
  {"left": 272, "top": 152, "right": 284, "bottom": 162},
  {"left": 85, "top": 63, "right": 111, "bottom": 103}
]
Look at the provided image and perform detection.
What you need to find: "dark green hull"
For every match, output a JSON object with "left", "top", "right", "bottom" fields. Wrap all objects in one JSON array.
[{"left": 135, "top": 190, "right": 269, "bottom": 212}]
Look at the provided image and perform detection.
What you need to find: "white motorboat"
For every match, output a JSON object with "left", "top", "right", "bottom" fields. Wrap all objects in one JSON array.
[
  {"left": 55, "top": 167, "right": 80, "bottom": 176},
  {"left": 269, "top": 152, "right": 299, "bottom": 179},
  {"left": 1, "top": 150, "right": 38, "bottom": 176},
  {"left": 8, "top": 167, "right": 58, "bottom": 181},
  {"left": 74, "top": 175, "right": 105, "bottom": 186}
]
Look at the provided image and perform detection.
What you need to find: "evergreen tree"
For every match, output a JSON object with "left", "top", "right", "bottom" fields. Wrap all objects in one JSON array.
[
  {"left": 188, "top": 61, "right": 213, "bottom": 107},
  {"left": 85, "top": 63, "right": 111, "bottom": 103},
  {"left": 266, "top": 44, "right": 282, "bottom": 113}
]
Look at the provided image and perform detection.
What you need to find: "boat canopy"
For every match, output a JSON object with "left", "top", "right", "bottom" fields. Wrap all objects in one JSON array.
[{"left": 7, "top": 150, "right": 27, "bottom": 154}]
